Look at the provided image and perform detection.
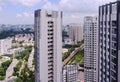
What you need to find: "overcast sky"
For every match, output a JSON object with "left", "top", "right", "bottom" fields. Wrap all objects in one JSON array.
[{"left": 0, "top": 0, "right": 116, "bottom": 25}]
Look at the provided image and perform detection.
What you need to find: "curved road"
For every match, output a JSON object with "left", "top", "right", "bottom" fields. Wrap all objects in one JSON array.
[
  {"left": 28, "top": 48, "right": 34, "bottom": 70},
  {"left": 5, "top": 59, "right": 18, "bottom": 79},
  {"left": 63, "top": 44, "right": 84, "bottom": 66}
]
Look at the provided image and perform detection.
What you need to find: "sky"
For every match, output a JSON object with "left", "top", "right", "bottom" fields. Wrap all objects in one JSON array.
[{"left": 0, "top": 0, "right": 116, "bottom": 25}]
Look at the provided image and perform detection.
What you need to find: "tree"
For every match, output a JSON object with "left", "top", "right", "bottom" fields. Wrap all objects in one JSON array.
[
  {"left": 20, "top": 64, "right": 29, "bottom": 81},
  {"left": 15, "top": 77, "right": 23, "bottom": 82},
  {"left": 0, "top": 56, "right": 2, "bottom": 59},
  {"left": 0, "top": 76, "right": 5, "bottom": 80},
  {"left": 2, "top": 60, "right": 12, "bottom": 68},
  {"left": 1, "top": 60, "right": 12, "bottom": 71},
  {"left": 0, "top": 67, "right": 5, "bottom": 76}
]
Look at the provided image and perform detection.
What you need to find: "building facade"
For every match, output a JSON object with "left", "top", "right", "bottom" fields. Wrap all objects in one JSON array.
[
  {"left": 63, "top": 65, "right": 78, "bottom": 82},
  {"left": 98, "top": 1, "right": 120, "bottom": 82},
  {"left": 84, "top": 16, "right": 98, "bottom": 82},
  {"left": 34, "top": 10, "right": 62, "bottom": 82},
  {"left": 68, "top": 24, "right": 83, "bottom": 44},
  {"left": 64, "top": 38, "right": 73, "bottom": 45},
  {"left": 0, "top": 38, "right": 12, "bottom": 55}
]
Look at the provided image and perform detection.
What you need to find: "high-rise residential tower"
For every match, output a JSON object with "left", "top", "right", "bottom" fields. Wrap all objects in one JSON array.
[
  {"left": 34, "top": 9, "right": 62, "bottom": 82},
  {"left": 68, "top": 23, "right": 83, "bottom": 44},
  {"left": 84, "top": 16, "right": 98, "bottom": 82},
  {"left": 98, "top": 1, "right": 120, "bottom": 82}
]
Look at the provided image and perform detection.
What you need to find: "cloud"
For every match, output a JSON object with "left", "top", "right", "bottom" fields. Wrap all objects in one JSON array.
[
  {"left": 11, "top": 0, "right": 46, "bottom": 7},
  {"left": 42, "top": 1, "right": 59, "bottom": 10},
  {"left": 59, "top": 0, "right": 116, "bottom": 13},
  {"left": 41, "top": 0, "right": 116, "bottom": 25},
  {"left": 0, "top": 7, "right": 2, "bottom": 11},
  {"left": 2, "top": 0, "right": 117, "bottom": 24},
  {"left": 42, "top": 0, "right": 116, "bottom": 13},
  {"left": 16, "top": 13, "right": 22, "bottom": 17},
  {"left": 15, "top": 12, "right": 34, "bottom": 24},
  {"left": 23, "top": 12, "right": 34, "bottom": 18},
  {"left": 16, "top": 12, "right": 33, "bottom": 18},
  {"left": 0, "top": 0, "right": 6, "bottom": 11},
  {"left": 70, "top": 15, "right": 80, "bottom": 19}
]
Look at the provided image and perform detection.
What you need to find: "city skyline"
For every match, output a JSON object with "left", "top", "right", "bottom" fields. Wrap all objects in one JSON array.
[
  {"left": 0, "top": 0, "right": 120, "bottom": 82},
  {"left": 0, "top": 0, "right": 116, "bottom": 25}
]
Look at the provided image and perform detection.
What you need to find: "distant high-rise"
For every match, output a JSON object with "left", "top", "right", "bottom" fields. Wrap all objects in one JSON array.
[
  {"left": 34, "top": 9, "right": 62, "bottom": 82},
  {"left": 98, "top": 1, "right": 120, "bottom": 82},
  {"left": 62, "top": 65, "right": 78, "bottom": 82},
  {"left": 68, "top": 24, "right": 83, "bottom": 44},
  {"left": 84, "top": 16, "right": 98, "bottom": 82}
]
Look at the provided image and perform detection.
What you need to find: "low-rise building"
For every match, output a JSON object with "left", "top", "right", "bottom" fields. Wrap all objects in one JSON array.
[
  {"left": 63, "top": 65, "right": 78, "bottom": 82},
  {"left": 0, "top": 38, "right": 12, "bottom": 55},
  {"left": 62, "top": 48, "right": 68, "bottom": 54},
  {"left": 64, "top": 38, "right": 73, "bottom": 45}
]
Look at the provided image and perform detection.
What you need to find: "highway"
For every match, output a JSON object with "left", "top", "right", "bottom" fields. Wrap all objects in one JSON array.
[{"left": 63, "top": 44, "right": 84, "bottom": 66}]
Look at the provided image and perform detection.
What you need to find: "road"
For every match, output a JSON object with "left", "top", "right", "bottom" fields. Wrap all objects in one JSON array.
[
  {"left": 28, "top": 48, "right": 34, "bottom": 70},
  {"left": 63, "top": 44, "right": 84, "bottom": 66},
  {"left": 5, "top": 59, "right": 18, "bottom": 79}
]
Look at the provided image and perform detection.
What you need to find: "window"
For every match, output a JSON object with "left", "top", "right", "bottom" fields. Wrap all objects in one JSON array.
[{"left": 112, "top": 21, "right": 117, "bottom": 27}]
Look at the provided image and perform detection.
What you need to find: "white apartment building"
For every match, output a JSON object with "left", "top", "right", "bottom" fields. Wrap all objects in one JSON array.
[
  {"left": 63, "top": 65, "right": 78, "bottom": 82},
  {"left": 0, "top": 38, "right": 12, "bottom": 55},
  {"left": 68, "top": 24, "right": 83, "bottom": 44},
  {"left": 84, "top": 16, "right": 98, "bottom": 82},
  {"left": 34, "top": 9, "right": 62, "bottom": 82}
]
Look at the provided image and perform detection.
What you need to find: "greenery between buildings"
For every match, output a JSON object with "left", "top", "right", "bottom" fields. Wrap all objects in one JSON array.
[
  {"left": 62, "top": 40, "right": 84, "bottom": 61},
  {"left": 13, "top": 60, "right": 22, "bottom": 76},
  {"left": 68, "top": 49, "right": 84, "bottom": 65},
  {"left": 62, "top": 48, "right": 75, "bottom": 61},
  {"left": 11, "top": 46, "right": 18, "bottom": 49},
  {"left": 32, "top": 59, "right": 35, "bottom": 65},
  {"left": 13, "top": 46, "right": 34, "bottom": 82},
  {"left": 15, "top": 77, "right": 23, "bottom": 82},
  {"left": 20, "top": 64, "right": 34, "bottom": 82},
  {"left": 0, "top": 76, "right": 5, "bottom": 80},
  {"left": 15, "top": 46, "right": 32, "bottom": 61},
  {"left": 13, "top": 62, "right": 34, "bottom": 82},
  {"left": 0, "top": 56, "right": 2, "bottom": 59},
  {"left": 0, "top": 59, "right": 12, "bottom": 80}
]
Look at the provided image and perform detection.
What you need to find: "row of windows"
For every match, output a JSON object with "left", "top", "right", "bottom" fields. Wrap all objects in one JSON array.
[
  {"left": 100, "top": 3, "right": 117, "bottom": 15},
  {"left": 100, "top": 21, "right": 117, "bottom": 26}
]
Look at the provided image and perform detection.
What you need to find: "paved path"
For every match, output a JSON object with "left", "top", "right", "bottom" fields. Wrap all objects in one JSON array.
[
  {"left": 1, "top": 76, "right": 17, "bottom": 82},
  {"left": 5, "top": 59, "right": 18, "bottom": 79},
  {"left": 28, "top": 48, "right": 34, "bottom": 69},
  {"left": 77, "top": 71, "right": 84, "bottom": 82},
  {"left": 63, "top": 44, "right": 84, "bottom": 66}
]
